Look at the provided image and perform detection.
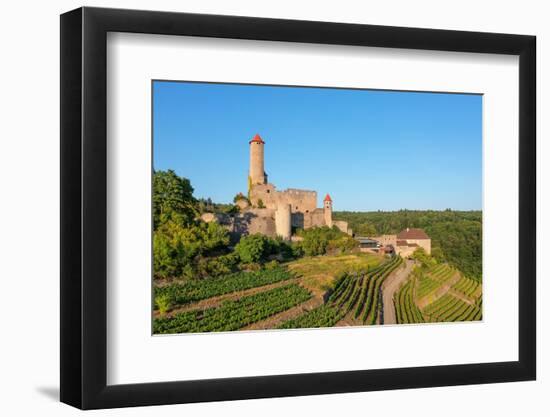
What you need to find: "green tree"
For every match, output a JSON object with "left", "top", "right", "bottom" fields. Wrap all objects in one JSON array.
[
  {"left": 153, "top": 220, "right": 230, "bottom": 279},
  {"left": 153, "top": 170, "right": 197, "bottom": 229},
  {"left": 296, "top": 226, "right": 346, "bottom": 256},
  {"left": 235, "top": 234, "right": 271, "bottom": 263}
]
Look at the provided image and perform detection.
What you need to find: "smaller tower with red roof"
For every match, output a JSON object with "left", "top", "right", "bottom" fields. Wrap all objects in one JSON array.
[{"left": 323, "top": 193, "right": 333, "bottom": 228}]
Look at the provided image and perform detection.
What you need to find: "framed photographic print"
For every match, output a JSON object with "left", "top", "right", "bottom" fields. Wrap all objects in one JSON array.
[{"left": 60, "top": 7, "right": 536, "bottom": 410}]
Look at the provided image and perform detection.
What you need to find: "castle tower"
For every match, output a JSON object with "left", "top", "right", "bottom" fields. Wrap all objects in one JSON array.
[
  {"left": 324, "top": 194, "right": 333, "bottom": 228},
  {"left": 249, "top": 134, "right": 266, "bottom": 185},
  {"left": 275, "top": 203, "right": 292, "bottom": 240}
]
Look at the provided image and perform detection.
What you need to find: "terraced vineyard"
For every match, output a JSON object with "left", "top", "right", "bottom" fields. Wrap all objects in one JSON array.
[
  {"left": 422, "top": 293, "right": 481, "bottom": 322},
  {"left": 416, "top": 276, "right": 439, "bottom": 299},
  {"left": 452, "top": 276, "right": 482, "bottom": 299},
  {"left": 152, "top": 253, "right": 481, "bottom": 334},
  {"left": 153, "top": 253, "right": 412, "bottom": 333},
  {"left": 394, "top": 263, "right": 482, "bottom": 325},
  {"left": 154, "top": 267, "right": 294, "bottom": 307},
  {"left": 394, "top": 280, "right": 424, "bottom": 324},
  {"left": 278, "top": 255, "right": 403, "bottom": 328},
  {"left": 154, "top": 284, "right": 311, "bottom": 334},
  {"left": 277, "top": 305, "right": 341, "bottom": 329}
]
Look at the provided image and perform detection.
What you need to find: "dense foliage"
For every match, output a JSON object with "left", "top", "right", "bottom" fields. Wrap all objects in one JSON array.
[
  {"left": 234, "top": 234, "right": 293, "bottom": 264},
  {"left": 334, "top": 210, "right": 482, "bottom": 281},
  {"left": 295, "top": 226, "right": 358, "bottom": 257},
  {"left": 153, "top": 284, "right": 311, "bottom": 333},
  {"left": 153, "top": 169, "right": 197, "bottom": 229}
]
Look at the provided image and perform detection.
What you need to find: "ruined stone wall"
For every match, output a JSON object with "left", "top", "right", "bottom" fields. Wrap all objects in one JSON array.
[
  {"left": 250, "top": 185, "right": 317, "bottom": 213},
  {"left": 306, "top": 208, "right": 326, "bottom": 228},
  {"left": 333, "top": 220, "right": 350, "bottom": 235},
  {"left": 243, "top": 208, "right": 276, "bottom": 237},
  {"left": 201, "top": 209, "right": 277, "bottom": 238},
  {"left": 249, "top": 183, "right": 277, "bottom": 209},
  {"left": 276, "top": 189, "right": 317, "bottom": 213}
]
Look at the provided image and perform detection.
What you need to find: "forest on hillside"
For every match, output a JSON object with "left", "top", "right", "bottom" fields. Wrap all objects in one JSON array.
[{"left": 333, "top": 210, "right": 482, "bottom": 282}]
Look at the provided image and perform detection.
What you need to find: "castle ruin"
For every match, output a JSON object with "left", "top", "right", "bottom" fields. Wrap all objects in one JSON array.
[{"left": 201, "top": 134, "right": 351, "bottom": 240}]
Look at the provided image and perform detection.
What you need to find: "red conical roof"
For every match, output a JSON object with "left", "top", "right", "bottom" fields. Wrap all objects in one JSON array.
[
  {"left": 249, "top": 133, "right": 265, "bottom": 144},
  {"left": 324, "top": 194, "right": 332, "bottom": 202}
]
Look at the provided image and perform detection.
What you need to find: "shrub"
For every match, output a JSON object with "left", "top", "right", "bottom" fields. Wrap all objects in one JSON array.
[
  {"left": 196, "top": 253, "right": 239, "bottom": 278},
  {"left": 238, "top": 262, "right": 262, "bottom": 272},
  {"left": 155, "top": 294, "right": 173, "bottom": 315},
  {"left": 153, "top": 219, "right": 230, "bottom": 279},
  {"left": 297, "top": 226, "right": 349, "bottom": 256},
  {"left": 265, "top": 260, "right": 279, "bottom": 270},
  {"left": 235, "top": 234, "right": 271, "bottom": 263},
  {"left": 328, "top": 235, "right": 359, "bottom": 254}
]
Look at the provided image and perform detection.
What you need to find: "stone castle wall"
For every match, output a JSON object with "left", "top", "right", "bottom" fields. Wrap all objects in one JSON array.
[
  {"left": 333, "top": 220, "right": 352, "bottom": 235},
  {"left": 249, "top": 184, "right": 277, "bottom": 208},
  {"left": 277, "top": 189, "right": 317, "bottom": 213},
  {"left": 249, "top": 184, "right": 317, "bottom": 214}
]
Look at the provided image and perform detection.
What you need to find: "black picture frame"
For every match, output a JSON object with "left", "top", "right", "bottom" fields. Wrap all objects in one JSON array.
[{"left": 60, "top": 6, "right": 536, "bottom": 410}]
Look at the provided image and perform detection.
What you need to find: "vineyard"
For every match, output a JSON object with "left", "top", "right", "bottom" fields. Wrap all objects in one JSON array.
[
  {"left": 154, "top": 267, "right": 294, "bottom": 307},
  {"left": 154, "top": 284, "right": 312, "bottom": 333},
  {"left": 152, "top": 253, "right": 482, "bottom": 334},
  {"left": 394, "top": 263, "right": 482, "bottom": 325},
  {"left": 152, "top": 253, "right": 413, "bottom": 333},
  {"left": 278, "top": 255, "right": 403, "bottom": 328}
]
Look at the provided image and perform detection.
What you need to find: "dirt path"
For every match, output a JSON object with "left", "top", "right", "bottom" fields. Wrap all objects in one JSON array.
[
  {"left": 156, "top": 278, "right": 299, "bottom": 318},
  {"left": 380, "top": 260, "right": 415, "bottom": 325},
  {"left": 240, "top": 296, "right": 324, "bottom": 330}
]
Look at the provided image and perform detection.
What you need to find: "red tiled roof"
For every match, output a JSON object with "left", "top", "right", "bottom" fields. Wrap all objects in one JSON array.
[
  {"left": 324, "top": 193, "right": 332, "bottom": 202},
  {"left": 249, "top": 133, "right": 265, "bottom": 144},
  {"left": 397, "top": 228, "right": 430, "bottom": 240}
]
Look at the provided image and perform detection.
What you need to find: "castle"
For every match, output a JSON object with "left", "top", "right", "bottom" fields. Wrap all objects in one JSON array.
[{"left": 201, "top": 134, "right": 351, "bottom": 240}]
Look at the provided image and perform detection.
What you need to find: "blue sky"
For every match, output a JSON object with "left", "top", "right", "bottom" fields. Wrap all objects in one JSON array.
[{"left": 153, "top": 81, "right": 482, "bottom": 211}]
